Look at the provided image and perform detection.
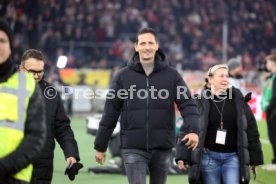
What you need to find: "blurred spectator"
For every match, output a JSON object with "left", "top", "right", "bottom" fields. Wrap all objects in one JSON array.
[{"left": 227, "top": 57, "right": 246, "bottom": 95}]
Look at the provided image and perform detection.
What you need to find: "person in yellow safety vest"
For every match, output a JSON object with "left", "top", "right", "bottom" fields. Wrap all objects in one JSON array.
[{"left": 0, "top": 19, "right": 46, "bottom": 184}]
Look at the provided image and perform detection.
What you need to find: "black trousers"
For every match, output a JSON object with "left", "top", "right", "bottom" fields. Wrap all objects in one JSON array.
[
  {"left": 267, "top": 114, "right": 276, "bottom": 164},
  {"left": 30, "top": 159, "right": 53, "bottom": 184}
]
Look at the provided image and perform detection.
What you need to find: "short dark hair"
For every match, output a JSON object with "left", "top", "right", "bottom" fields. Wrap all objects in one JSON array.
[
  {"left": 266, "top": 54, "right": 276, "bottom": 63},
  {"left": 22, "top": 49, "right": 45, "bottom": 64},
  {"left": 136, "top": 27, "right": 158, "bottom": 43}
]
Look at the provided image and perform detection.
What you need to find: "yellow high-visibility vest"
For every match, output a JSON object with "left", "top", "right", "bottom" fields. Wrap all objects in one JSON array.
[{"left": 0, "top": 72, "right": 35, "bottom": 182}]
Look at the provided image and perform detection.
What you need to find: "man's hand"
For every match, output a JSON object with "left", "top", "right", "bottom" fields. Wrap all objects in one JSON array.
[
  {"left": 66, "top": 157, "right": 77, "bottom": 168},
  {"left": 182, "top": 133, "right": 198, "bottom": 150},
  {"left": 177, "top": 160, "right": 189, "bottom": 170},
  {"left": 95, "top": 151, "right": 106, "bottom": 165}
]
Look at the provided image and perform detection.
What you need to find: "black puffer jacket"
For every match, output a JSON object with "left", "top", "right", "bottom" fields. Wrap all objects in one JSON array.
[
  {"left": 31, "top": 80, "right": 80, "bottom": 183},
  {"left": 94, "top": 50, "right": 200, "bottom": 152},
  {"left": 176, "top": 87, "right": 263, "bottom": 184},
  {"left": 37, "top": 80, "right": 79, "bottom": 161}
]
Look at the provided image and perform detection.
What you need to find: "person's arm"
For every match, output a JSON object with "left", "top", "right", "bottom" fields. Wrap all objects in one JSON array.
[
  {"left": 245, "top": 102, "right": 264, "bottom": 166},
  {"left": 0, "top": 85, "right": 46, "bottom": 178},
  {"left": 94, "top": 73, "right": 124, "bottom": 153},
  {"left": 175, "top": 130, "right": 191, "bottom": 170},
  {"left": 54, "top": 92, "right": 80, "bottom": 162},
  {"left": 174, "top": 72, "right": 200, "bottom": 133},
  {"left": 174, "top": 72, "right": 200, "bottom": 149}
]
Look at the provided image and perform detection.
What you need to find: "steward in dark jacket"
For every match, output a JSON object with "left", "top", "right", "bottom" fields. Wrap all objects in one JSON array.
[
  {"left": 95, "top": 49, "right": 199, "bottom": 152},
  {"left": 176, "top": 87, "right": 264, "bottom": 184},
  {"left": 19, "top": 49, "right": 80, "bottom": 184}
]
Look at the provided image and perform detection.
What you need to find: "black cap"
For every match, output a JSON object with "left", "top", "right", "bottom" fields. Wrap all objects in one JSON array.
[{"left": 0, "top": 19, "right": 13, "bottom": 50}]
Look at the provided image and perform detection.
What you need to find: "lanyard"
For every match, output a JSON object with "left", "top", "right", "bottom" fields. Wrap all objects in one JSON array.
[{"left": 212, "top": 99, "right": 226, "bottom": 129}]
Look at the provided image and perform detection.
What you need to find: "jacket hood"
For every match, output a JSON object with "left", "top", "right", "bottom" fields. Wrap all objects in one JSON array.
[
  {"left": 231, "top": 87, "right": 247, "bottom": 100},
  {"left": 0, "top": 19, "right": 13, "bottom": 50},
  {"left": 127, "top": 49, "right": 168, "bottom": 73},
  {"left": 232, "top": 87, "right": 252, "bottom": 102}
]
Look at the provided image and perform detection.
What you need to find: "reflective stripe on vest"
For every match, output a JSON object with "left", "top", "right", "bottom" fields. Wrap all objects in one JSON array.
[
  {"left": 0, "top": 72, "right": 28, "bottom": 130},
  {"left": 0, "top": 72, "right": 35, "bottom": 182}
]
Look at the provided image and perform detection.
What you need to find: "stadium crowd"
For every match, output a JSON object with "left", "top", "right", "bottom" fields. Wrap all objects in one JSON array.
[{"left": 0, "top": 0, "right": 276, "bottom": 73}]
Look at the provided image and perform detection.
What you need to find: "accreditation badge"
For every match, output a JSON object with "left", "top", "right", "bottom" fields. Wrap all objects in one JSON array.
[{"left": 215, "top": 129, "right": 227, "bottom": 145}]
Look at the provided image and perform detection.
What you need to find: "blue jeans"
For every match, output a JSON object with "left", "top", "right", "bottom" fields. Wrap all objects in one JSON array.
[
  {"left": 121, "top": 148, "right": 172, "bottom": 184},
  {"left": 200, "top": 149, "right": 240, "bottom": 184}
]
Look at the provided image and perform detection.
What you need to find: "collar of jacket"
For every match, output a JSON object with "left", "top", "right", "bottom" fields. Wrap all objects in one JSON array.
[
  {"left": 231, "top": 87, "right": 246, "bottom": 101},
  {"left": 195, "top": 87, "right": 246, "bottom": 119},
  {"left": 38, "top": 79, "right": 49, "bottom": 90},
  {"left": 127, "top": 49, "right": 168, "bottom": 74},
  {"left": 0, "top": 58, "right": 16, "bottom": 83}
]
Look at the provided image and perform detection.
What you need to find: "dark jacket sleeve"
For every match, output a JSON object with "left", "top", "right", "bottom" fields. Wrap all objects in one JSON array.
[
  {"left": 0, "top": 85, "right": 46, "bottom": 178},
  {"left": 94, "top": 73, "right": 124, "bottom": 152},
  {"left": 245, "top": 102, "right": 264, "bottom": 166},
  {"left": 174, "top": 72, "right": 200, "bottom": 133},
  {"left": 175, "top": 130, "right": 191, "bottom": 164},
  {"left": 267, "top": 76, "right": 276, "bottom": 118},
  {"left": 54, "top": 92, "right": 80, "bottom": 161}
]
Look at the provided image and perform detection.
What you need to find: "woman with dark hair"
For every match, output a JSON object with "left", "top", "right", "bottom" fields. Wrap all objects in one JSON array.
[{"left": 176, "top": 64, "right": 263, "bottom": 184}]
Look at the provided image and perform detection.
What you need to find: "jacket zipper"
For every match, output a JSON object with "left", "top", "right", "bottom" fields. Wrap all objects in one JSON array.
[
  {"left": 146, "top": 77, "right": 149, "bottom": 151},
  {"left": 240, "top": 115, "right": 246, "bottom": 183},
  {"left": 126, "top": 100, "right": 129, "bottom": 128},
  {"left": 168, "top": 99, "right": 171, "bottom": 128},
  {"left": 238, "top": 99, "right": 246, "bottom": 183}
]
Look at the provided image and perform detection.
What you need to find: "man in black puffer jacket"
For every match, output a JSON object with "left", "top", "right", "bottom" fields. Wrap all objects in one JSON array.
[{"left": 94, "top": 28, "right": 200, "bottom": 184}]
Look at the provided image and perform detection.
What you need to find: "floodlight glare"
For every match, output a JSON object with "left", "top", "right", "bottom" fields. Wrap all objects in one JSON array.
[{"left": 57, "top": 56, "right": 68, "bottom": 68}]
